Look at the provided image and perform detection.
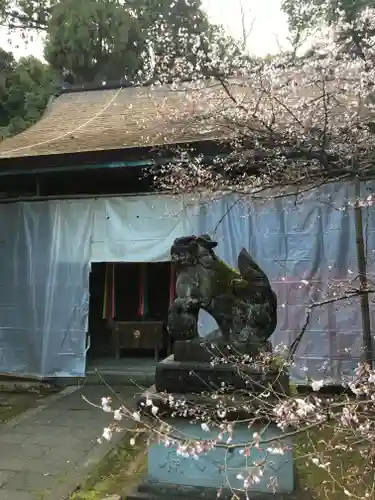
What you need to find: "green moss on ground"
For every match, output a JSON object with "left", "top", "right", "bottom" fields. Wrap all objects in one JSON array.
[
  {"left": 294, "top": 422, "right": 367, "bottom": 499},
  {"left": 70, "top": 435, "right": 147, "bottom": 500},
  {"left": 0, "top": 391, "right": 48, "bottom": 423}
]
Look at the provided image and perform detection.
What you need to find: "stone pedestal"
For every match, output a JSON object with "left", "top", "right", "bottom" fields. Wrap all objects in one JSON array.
[
  {"left": 155, "top": 355, "right": 289, "bottom": 394},
  {"left": 173, "top": 339, "right": 272, "bottom": 362},
  {"left": 127, "top": 340, "right": 294, "bottom": 500}
]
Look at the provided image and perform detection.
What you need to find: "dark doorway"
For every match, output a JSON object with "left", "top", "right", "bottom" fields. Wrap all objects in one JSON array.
[{"left": 87, "top": 261, "right": 174, "bottom": 363}]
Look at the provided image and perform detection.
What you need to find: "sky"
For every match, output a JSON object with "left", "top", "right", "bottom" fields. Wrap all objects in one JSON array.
[
  {"left": 203, "top": 0, "right": 290, "bottom": 55},
  {"left": 1, "top": 0, "right": 290, "bottom": 60}
]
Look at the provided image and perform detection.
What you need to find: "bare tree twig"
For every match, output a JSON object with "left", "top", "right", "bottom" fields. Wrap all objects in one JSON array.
[{"left": 288, "top": 289, "right": 375, "bottom": 362}]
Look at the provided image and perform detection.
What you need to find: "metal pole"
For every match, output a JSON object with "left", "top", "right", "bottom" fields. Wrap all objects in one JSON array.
[{"left": 354, "top": 177, "right": 373, "bottom": 367}]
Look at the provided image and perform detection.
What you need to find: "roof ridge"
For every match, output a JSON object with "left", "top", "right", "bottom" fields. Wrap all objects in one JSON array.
[{"left": 59, "top": 76, "right": 216, "bottom": 94}]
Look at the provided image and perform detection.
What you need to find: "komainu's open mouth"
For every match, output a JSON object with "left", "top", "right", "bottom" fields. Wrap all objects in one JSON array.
[
  {"left": 170, "top": 249, "right": 198, "bottom": 265},
  {"left": 170, "top": 236, "right": 199, "bottom": 266}
]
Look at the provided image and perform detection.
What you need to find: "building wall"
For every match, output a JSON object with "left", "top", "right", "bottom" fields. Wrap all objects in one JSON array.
[{"left": 0, "top": 183, "right": 373, "bottom": 381}]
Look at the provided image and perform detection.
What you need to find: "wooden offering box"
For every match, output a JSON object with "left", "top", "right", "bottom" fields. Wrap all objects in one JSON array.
[{"left": 111, "top": 320, "right": 164, "bottom": 360}]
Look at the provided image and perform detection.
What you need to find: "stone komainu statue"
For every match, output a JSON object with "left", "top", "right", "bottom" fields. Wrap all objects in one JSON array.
[{"left": 167, "top": 234, "right": 277, "bottom": 344}]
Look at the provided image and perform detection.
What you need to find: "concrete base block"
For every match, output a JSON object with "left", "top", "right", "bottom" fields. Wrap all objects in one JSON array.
[{"left": 132, "top": 418, "right": 294, "bottom": 498}]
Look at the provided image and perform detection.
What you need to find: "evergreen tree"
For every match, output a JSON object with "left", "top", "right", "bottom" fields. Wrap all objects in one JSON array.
[
  {"left": 44, "top": 0, "right": 145, "bottom": 84},
  {"left": 0, "top": 0, "right": 240, "bottom": 84},
  {"left": 0, "top": 49, "right": 55, "bottom": 138}
]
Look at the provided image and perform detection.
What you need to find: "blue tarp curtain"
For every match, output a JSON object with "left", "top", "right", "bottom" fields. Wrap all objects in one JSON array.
[{"left": 0, "top": 184, "right": 372, "bottom": 381}]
